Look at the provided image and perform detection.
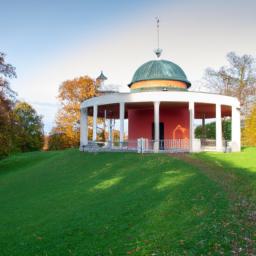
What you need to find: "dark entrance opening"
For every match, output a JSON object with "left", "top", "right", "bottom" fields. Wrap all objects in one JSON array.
[{"left": 152, "top": 122, "right": 164, "bottom": 150}]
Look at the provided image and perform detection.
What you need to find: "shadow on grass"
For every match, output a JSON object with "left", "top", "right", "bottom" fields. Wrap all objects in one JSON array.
[{"left": 0, "top": 150, "right": 233, "bottom": 255}]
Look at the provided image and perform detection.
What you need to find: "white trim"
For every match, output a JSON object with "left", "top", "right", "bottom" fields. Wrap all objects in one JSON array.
[{"left": 81, "top": 91, "right": 240, "bottom": 109}]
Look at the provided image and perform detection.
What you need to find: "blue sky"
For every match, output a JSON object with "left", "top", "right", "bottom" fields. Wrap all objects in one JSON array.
[{"left": 1, "top": 0, "right": 256, "bottom": 132}]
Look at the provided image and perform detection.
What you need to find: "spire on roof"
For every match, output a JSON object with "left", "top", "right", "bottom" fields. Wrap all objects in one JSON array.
[
  {"left": 154, "top": 17, "right": 163, "bottom": 58},
  {"left": 96, "top": 71, "right": 108, "bottom": 81}
]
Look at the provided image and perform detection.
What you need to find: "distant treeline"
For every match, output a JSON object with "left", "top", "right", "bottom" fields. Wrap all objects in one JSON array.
[{"left": 0, "top": 52, "right": 44, "bottom": 158}]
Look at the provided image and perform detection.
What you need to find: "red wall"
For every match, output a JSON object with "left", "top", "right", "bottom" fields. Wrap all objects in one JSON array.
[{"left": 128, "top": 106, "right": 189, "bottom": 141}]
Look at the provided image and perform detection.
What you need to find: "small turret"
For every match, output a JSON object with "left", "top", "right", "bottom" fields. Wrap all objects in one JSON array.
[{"left": 96, "top": 71, "right": 108, "bottom": 87}]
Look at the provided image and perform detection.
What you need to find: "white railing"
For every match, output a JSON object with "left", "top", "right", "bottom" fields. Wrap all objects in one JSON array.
[
  {"left": 137, "top": 139, "right": 190, "bottom": 153},
  {"left": 82, "top": 139, "right": 190, "bottom": 153},
  {"left": 81, "top": 140, "right": 138, "bottom": 152},
  {"left": 81, "top": 139, "right": 232, "bottom": 153},
  {"left": 200, "top": 139, "right": 231, "bottom": 148},
  {"left": 200, "top": 139, "right": 216, "bottom": 147}
]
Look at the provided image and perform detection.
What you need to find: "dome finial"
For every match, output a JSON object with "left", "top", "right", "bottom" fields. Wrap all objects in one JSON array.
[{"left": 154, "top": 17, "right": 162, "bottom": 58}]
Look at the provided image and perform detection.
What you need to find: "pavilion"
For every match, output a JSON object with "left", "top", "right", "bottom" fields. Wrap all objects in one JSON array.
[{"left": 80, "top": 55, "right": 241, "bottom": 153}]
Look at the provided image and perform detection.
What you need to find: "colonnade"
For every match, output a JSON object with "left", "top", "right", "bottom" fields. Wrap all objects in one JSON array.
[{"left": 80, "top": 101, "right": 241, "bottom": 152}]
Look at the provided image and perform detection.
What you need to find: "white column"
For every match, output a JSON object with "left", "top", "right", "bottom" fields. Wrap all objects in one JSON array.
[
  {"left": 119, "top": 102, "right": 125, "bottom": 146},
  {"left": 231, "top": 105, "right": 241, "bottom": 152},
  {"left": 103, "top": 109, "right": 107, "bottom": 142},
  {"left": 154, "top": 101, "right": 160, "bottom": 152},
  {"left": 216, "top": 104, "right": 223, "bottom": 151},
  {"left": 202, "top": 114, "right": 206, "bottom": 139},
  {"left": 189, "top": 101, "right": 195, "bottom": 152},
  {"left": 108, "top": 119, "right": 112, "bottom": 145},
  {"left": 93, "top": 105, "right": 98, "bottom": 141},
  {"left": 80, "top": 108, "right": 88, "bottom": 150}
]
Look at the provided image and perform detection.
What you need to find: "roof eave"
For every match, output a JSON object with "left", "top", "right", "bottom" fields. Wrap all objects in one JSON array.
[{"left": 128, "top": 78, "right": 191, "bottom": 88}]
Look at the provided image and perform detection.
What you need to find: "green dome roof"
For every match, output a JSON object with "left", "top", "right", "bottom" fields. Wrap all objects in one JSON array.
[{"left": 129, "top": 60, "right": 191, "bottom": 88}]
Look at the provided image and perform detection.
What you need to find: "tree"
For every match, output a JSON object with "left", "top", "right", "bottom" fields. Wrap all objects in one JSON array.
[
  {"left": 204, "top": 52, "right": 256, "bottom": 115},
  {"left": 242, "top": 104, "right": 256, "bottom": 146},
  {"left": 13, "top": 102, "right": 44, "bottom": 152},
  {"left": 48, "top": 132, "right": 70, "bottom": 150},
  {"left": 0, "top": 53, "right": 44, "bottom": 157},
  {"left": 0, "top": 97, "right": 16, "bottom": 157},
  {"left": 53, "top": 76, "right": 97, "bottom": 147},
  {"left": 195, "top": 120, "right": 231, "bottom": 141},
  {"left": 0, "top": 52, "right": 17, "bottom": 158},
  {"left": 0, "top": 52, "right": 17, "bottom": 99}
]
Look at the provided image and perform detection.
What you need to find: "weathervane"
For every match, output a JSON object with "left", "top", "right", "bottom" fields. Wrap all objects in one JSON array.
[{"left": 154, "top": 17, "right": 162, "bottom": 58}]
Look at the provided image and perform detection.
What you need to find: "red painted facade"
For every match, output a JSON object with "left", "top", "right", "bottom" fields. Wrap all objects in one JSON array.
[{"left": 128, "top": 104, "right": 190, "bottom": 141}]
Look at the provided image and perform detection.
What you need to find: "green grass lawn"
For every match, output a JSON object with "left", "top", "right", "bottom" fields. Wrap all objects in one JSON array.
[
  {"left": 0, "top": 149, "right": 255, "bottom": 255},
  {"left": 191, "top": 147, "right": 256, "bottom": 208},
  {"left": 190, "top": 147, "right": 256, "bottom": 254}
]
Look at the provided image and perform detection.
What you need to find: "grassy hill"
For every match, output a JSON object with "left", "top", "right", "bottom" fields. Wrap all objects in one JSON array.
[{"left": 0, "top": 149, "right": 255, "bottom": 255}]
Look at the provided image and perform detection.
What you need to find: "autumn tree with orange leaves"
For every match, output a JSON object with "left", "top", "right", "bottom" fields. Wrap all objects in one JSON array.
[
  {"left": 242, "top": 104, "right": 256, "bottom": 146},
  {"left": 49, "top": 76, "right": 97, "bottom": 149}
]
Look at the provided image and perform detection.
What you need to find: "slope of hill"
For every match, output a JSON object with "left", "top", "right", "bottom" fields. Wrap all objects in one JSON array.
[{"left": 0, "top": 149, "right": 255, "bottom": 255}]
